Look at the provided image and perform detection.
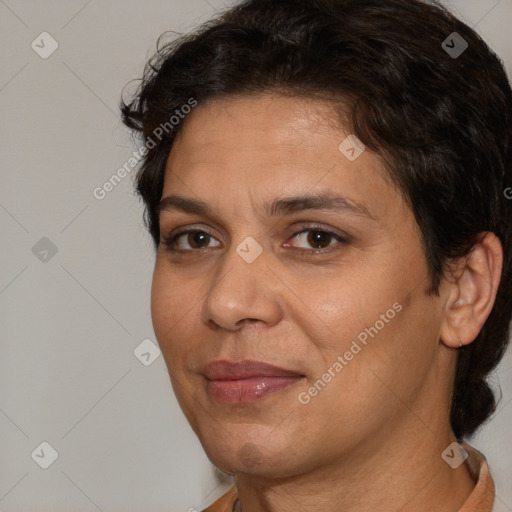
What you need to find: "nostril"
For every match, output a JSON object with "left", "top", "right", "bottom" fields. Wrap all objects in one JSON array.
[{"left": 236, "top": 318, "right": 260, "bottom": 326}]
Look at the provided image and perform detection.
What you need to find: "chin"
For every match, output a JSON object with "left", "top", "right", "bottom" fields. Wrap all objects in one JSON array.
[{"left": 198, "top": 427, "right": 306, "bottom": 478}]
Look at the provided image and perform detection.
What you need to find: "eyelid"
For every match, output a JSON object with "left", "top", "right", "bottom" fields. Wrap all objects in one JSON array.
[{"left": 288, "top": 223, "right": 350, "bottom": 242}]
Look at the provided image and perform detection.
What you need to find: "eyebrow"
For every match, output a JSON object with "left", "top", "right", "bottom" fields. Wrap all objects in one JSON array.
[{"left": 158, "top": 192, "right": 375, "bottom": 220}]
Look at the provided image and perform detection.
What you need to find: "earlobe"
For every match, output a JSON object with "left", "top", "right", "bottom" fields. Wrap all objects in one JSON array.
[{"left": 440, "top": 232, "right": 503, "bottom": 349}]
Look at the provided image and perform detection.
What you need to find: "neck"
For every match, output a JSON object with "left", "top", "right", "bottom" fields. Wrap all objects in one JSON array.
[{"left": 233, "top": 418, "right": 475, "bottom": 512}]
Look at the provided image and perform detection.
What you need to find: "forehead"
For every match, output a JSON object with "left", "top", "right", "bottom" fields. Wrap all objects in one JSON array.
[
  {"left": 162, "top": 93, "right": 408, "bottom": 224},
  {"left": 173, "top": 93, "right": 346, "bottom": 157}
]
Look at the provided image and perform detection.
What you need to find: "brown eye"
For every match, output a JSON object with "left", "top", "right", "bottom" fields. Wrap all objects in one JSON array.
[
  {"left": 306, "top": 230, "right": 334, "bottom": 249},
  {"left": 161, "top": 229, "right": 221, "bottom": 252},
  {"left": 185, "top": 231, "right": 210, "bottom": 249},
  {"left": 286, "top": 228, "right": 346, "bottom": 252}
]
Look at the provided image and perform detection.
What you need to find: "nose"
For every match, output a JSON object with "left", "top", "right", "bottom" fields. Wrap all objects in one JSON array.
[{"left": 201, "top": 240, "right": 283, "bottom": 331}]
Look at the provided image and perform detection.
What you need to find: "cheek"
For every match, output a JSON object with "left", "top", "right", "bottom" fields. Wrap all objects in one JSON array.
[
  {"left": 150, "top": 260, "right": 196, "bottom": 359},
  {"left": 298, "top": 268, "right": 417, "bottom": 394},
  {"left": 150, "top": 263, "right": 172, "bottom": 343},
  {"left": 296, "top": 267, "right": 398, "bottom": 353},
  {"left": 307, "top": 289, "right": 437, "bottom": 429}
]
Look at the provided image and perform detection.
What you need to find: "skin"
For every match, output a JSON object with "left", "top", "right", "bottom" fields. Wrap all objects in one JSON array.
[{"left": 151, "top": 92, "right": 503, "bottom": 512}]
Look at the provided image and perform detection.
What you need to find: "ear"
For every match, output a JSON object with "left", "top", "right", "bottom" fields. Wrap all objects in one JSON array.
[{"left": 440, "top": 232, "right": 503, "bottom": 349}]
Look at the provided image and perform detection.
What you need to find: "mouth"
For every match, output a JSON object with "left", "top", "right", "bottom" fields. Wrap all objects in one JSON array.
[{"left": 202, "top": 360, "right": 305, "bottom": 404}]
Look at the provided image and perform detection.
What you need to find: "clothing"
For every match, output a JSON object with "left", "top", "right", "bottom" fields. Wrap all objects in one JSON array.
[
  {"left": 201, "top": 442, "right": 495, "bottom": 512},
  {"left": 202, "top": 485, "right": 237, "bottom": 512},
  {"left": 459, "top": 443, "right": 495, "bottom": 512}
]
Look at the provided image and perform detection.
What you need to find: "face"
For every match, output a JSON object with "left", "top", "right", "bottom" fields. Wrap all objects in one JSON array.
[{"left": 151, "top": 93, "right": 448, "bottom": 478}]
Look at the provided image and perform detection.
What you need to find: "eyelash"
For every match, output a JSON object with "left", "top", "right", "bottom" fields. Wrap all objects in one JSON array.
[{"left": 160, "top": 224, "right": 349, "bottom": 256}]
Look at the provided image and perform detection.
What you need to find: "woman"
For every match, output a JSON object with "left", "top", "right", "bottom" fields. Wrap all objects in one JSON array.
[{"left": 120, "top": 0, "right": 512, "bottom": 510}]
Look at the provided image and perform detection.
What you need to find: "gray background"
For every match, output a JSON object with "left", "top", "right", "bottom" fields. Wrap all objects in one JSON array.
[{"left": 0, "top": 1, "right": 511, "bottom": 511}]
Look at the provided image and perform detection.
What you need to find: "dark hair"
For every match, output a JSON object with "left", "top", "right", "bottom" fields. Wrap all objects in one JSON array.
[{"left": 120, "top": 0, "right": 512, "bottom": 439}]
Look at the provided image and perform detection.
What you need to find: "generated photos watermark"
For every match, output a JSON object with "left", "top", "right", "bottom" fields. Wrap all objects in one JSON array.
[
  {"left": 93, "top": 98, "right": 198, "bottom": 200},
  {"left": 298, "top": 301, "right": 403, "bottom": 404}
]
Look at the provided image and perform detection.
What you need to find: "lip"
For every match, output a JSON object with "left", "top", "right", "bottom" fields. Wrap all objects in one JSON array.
[{"left": 203, "top": 360, "right": 305, "bottom": 404}]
